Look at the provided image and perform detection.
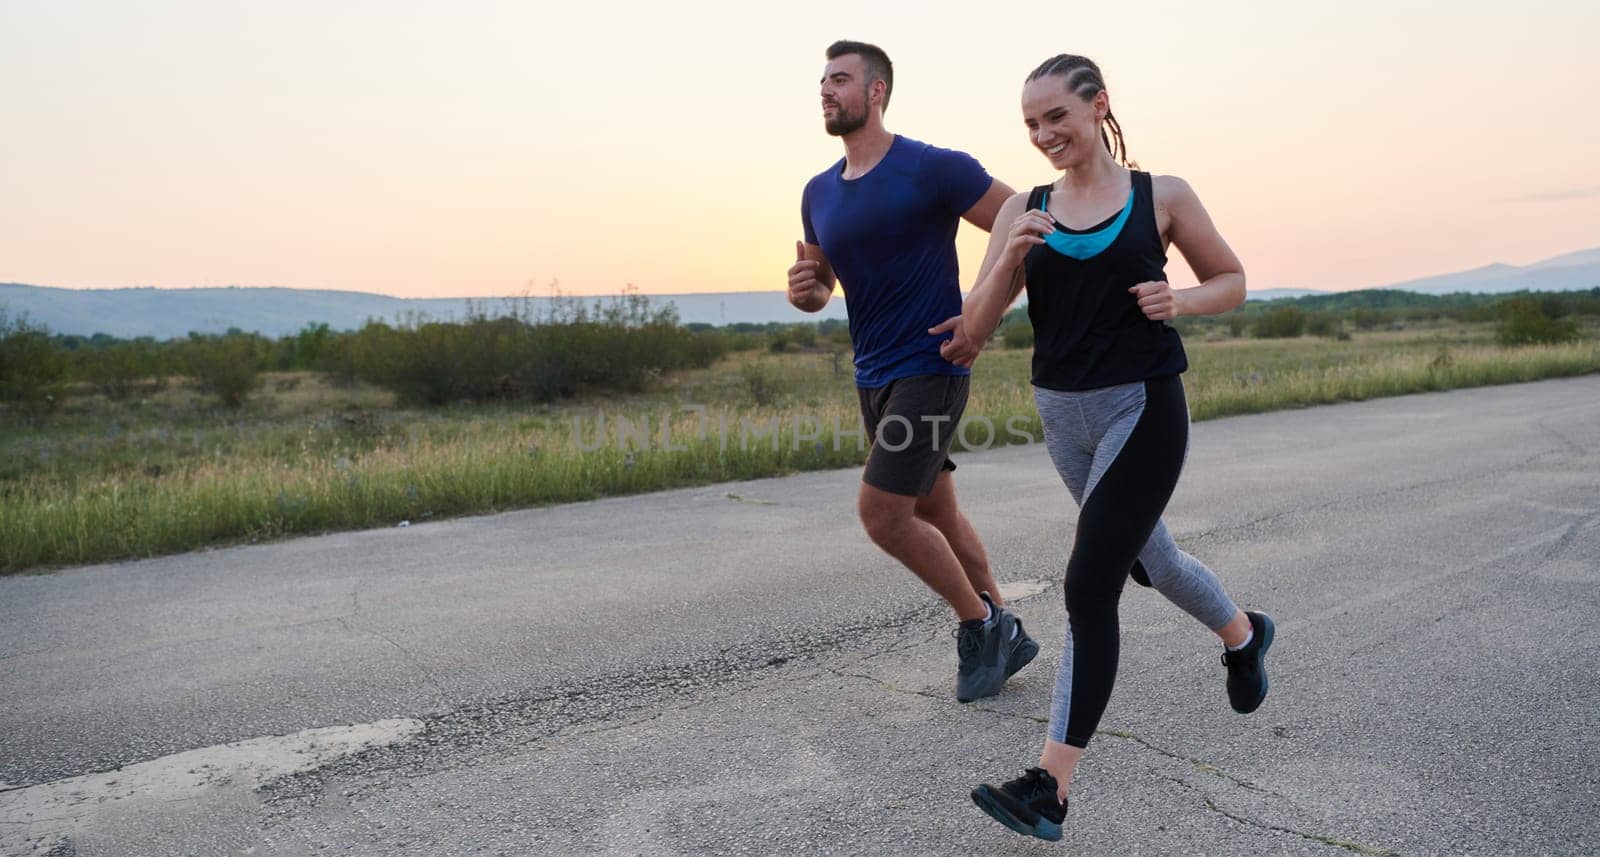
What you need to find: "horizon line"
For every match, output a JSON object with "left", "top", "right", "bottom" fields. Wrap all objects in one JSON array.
[{"left": 0, "top": 281, "right": 1380, "bottom": 299}]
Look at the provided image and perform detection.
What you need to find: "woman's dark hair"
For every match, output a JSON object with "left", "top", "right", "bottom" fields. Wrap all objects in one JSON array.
[{"left": 1026, "top": 54, "right": 1133, "bottom": 167}]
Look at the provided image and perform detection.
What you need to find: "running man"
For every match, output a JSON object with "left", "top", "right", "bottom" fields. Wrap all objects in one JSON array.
[{"left": 787, "top": 40, "right": 1036, "bottom": 701}]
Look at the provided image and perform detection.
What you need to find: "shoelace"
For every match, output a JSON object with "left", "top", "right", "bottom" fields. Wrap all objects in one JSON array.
[
  {"left": 1005, "top": 767, "right": 1057, "bottom": 804},
  {"left": 1221, "top": 648, "right": 1257, "bottom": 671},
  {"left": 953, "top": 626, "right": 981, "bottom": 661}
]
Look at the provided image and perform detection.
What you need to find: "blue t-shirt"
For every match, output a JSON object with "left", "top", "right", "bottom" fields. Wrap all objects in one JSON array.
[{"left": 801, "top": 135, "right": 992, "bottom": 388}]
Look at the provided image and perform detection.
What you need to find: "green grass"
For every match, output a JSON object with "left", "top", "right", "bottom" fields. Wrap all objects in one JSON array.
[
  {"left": 3, "top": 323, "right": 1598, "bottom": 573},
  {"left": 1183, "top": 327, "right": 1600, "bottom": 419}
]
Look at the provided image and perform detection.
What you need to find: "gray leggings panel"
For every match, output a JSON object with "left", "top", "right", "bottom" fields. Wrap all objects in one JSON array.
[
  {"left": 1035, "top": 382, "right": 1239, "bottom": 745},
  {"left": 1035, "top": 383, "right": 1238, "bottom": 630}
]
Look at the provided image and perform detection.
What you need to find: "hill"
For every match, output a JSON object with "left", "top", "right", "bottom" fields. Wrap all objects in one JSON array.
[
  {"left": 4, "top": 245, "right": 1597, "bottom": 338},
  {"left": 0, "top": 285, "right": 849, "bottom": 339}
]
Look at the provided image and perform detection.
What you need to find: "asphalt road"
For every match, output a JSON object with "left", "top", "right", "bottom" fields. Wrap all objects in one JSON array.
[{"left": 3, "top": 376, "right": 1598, "bottom": 856}]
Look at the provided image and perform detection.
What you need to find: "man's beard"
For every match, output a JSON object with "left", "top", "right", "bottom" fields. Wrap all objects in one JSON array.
[{"left": 825, "top": 103, "right": 867, "bottom": 137}]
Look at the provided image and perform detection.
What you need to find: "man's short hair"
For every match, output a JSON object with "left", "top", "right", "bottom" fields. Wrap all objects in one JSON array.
[{"left": 826, "top": 40, "right": 893, "bottom": 113}]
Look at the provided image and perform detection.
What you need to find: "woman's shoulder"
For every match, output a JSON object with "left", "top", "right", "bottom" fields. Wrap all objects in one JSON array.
[
  {"left": 995, "top": 187, "right": 1038, "bottom": 217},
  {"left": 1147, "top": 173, "right": 1202, "bottom": 219},
  {"left": 1147, "top": 173, "right": 1200, "bottom": 200}
]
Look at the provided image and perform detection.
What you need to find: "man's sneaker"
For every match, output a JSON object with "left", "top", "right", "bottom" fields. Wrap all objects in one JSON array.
[
  {"left": 955, "top": 592, "right": 1037, "bottom": 702},
  {"left": 971, "top": 767, "right": 1068, "bottom": 841},
  {"left": 1222, "top": 610, "right": 1275, "bottom": 713},
  {"left": 992, "top": 594, "right": 1040, "bottom": 679}
]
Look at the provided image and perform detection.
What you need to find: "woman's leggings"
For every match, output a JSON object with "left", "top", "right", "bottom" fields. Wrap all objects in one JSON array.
[{"left": 1035, "top": 375, "right": 1240, "bottom": 748}]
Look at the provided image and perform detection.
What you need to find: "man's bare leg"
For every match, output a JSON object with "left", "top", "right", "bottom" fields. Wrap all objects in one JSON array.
[
  {"left": 915, "top": 470, "right": 1004, "bottom": 606},
  {"left": 858, "top": 480, "right": 986, "bottom": 621}
]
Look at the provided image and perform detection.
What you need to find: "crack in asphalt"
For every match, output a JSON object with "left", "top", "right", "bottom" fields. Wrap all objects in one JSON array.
[
  {"left": 1169, "top": 777, "right": 1401, "bottom": 856},
  {"left": 327, "top": 587, "right": 453, "bottom": 713},
  {"left": 11, "top": 603, "right": 946, "bottom": 811},
  {"left": 825, "top": 666, "right": 1285, "bottom": 801},
  {"left": 1534, "top": 415, "right": 1591, "bottom": 457},
  {"left": 507, "top": 697, "right": 712, "bottom": 756},
  {"left": 256, "top": 598, "right": 966, "bottom": 820},
  {"left": 256, "top": 583, "right": 1072, "bottom": 824},
  {"left": 824, "top": 667, "right": 1408, "bottom": 853},
  {"left": 1543, "top": 511, "right": 1600, "bottom": 561},
  {"left": 1097, "top": 729, "right": 1281, "bottom": 798},
  {"left": 260, "top": 699, "right": 720, "bottom": 815},
  {"left": 859, "top": 627, "right": 939, "bottom": 661},
  {"left": 336, "top": 617, "right": 450, "bottom": 710}
]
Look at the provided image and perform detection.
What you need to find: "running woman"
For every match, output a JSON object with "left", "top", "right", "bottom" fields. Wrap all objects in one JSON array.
[
  {"left": 788, "top": 40, "right": 1037, "bottom": 701},
  {"left": 936, "top": 54, "right": 1275, "bottom": 840}
]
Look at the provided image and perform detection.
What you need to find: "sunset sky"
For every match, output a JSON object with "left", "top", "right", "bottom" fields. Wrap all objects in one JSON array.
[{"left": 2, "top": 1, "right": 1596, "bottom": 297}]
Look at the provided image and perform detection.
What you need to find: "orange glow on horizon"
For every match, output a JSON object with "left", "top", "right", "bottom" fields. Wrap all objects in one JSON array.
[{"left": 1, "top": 2, "right": 1595, "bottom": 299}]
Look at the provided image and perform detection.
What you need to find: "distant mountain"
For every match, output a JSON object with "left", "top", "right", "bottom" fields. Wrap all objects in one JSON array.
[
  {"left": 0, "top": 284, "right": 849, "bottom": 339},
  {"left": 1247, "top": 288, "right": 1328, "bottom": 301},
  {"left": 1527, "top": 247, "right": 1600, "bottom": 269},
  {"left": 1376, "top": 247, "right": 1600, "bottom": 294},
  {"left": 4, "top": 245, "right": 1598, "bottom": 339}
]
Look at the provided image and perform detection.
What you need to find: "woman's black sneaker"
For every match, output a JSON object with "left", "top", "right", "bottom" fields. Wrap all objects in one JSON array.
[
  {"left": 970, "top": 767, "right": 1068, "bottom": 842},
  {"left": 1222, "top": 610, "right": 1275, "bottom": 713}
]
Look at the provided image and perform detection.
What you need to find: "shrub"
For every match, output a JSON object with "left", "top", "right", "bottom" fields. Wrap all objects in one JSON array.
[
  {"left": 77, "top": 339, "right": 168, "bottom": 399},
  {"left": 818, "top": 317, "right": 848, "bottom": 336},
  {"left": 341, "top": 296, "right": 727, "bottom": 406},
  {"left": 721, "top": 332, "right": 759, "bottom": 351},
  {"left": 1253, "top": 306, "right": 1306, "bottom": 339},
  {"left": 741, "top": 359, "right": 785, "bottom": 406},
  {"left": 1001, "top": 322, "right": 1035, "bottom": 349},
  {"left": 788, "top": 323, "right": 817, "bottom": 350},
  {"left": 1351, "top": 307, "right": 1388, "bottom": 330},
  {"left": 1497, "top": 298, "right": 1580, "bottom": 346},
  {"left": 278, "top": 322, "right": 336, "bottom": 371},
  {"left": 0, "top": 311, "right": 67, "bottom": 407},
  {"left": 760, "top": 323, "right": 818, "bottom": 354},
  {"left": 1305, "top": 312, "right": 1342, "bottom": 338},
  {"left": 181, "top": 335, "right": 264, "bottom": 408},
  {"left": 682, "top": 330, "right": 731, "bottom": 369}
]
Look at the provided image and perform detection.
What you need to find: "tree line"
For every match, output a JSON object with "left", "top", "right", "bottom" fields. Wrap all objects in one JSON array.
[{"left": 3, "top": 288, "right": 1595, "bottom": 411}]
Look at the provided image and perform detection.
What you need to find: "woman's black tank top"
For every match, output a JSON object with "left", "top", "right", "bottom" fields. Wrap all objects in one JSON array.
[{"left": 1022, "top": 170, "right": 1188, "bottom": 392}]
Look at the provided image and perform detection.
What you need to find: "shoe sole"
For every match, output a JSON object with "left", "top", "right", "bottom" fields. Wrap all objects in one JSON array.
[
  {"left": 970, "top": 786, "right": 1062, "bottom": 842},
  {"left": 1233, "top": 613, "right": 1275, "bottom": 714}
]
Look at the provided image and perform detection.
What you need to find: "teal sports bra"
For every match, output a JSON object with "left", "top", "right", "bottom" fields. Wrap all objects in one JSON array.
[{"left": 1038, "top": 185, "right": 1135, "bottom": 260}]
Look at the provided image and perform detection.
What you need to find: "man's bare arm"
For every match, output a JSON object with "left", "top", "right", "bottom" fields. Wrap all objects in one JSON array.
[{"left": 960, "top": 178, "right": 1018, "bottom": 233}]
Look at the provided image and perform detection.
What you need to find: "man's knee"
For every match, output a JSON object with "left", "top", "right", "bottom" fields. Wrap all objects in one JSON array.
[
  {"left": 859, "top": 486, "right": 915, "bottom": 546},
  {"left": 913, "top": 496, "right": 957, "bottom": 531}
]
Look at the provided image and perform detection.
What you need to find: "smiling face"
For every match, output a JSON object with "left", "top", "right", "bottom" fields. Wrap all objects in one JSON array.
[
  {"left": 1021, "top": 75, "right": 1109, "bottom": 171},
  {"left": 820, "top": 54, "right": 877, "bottom": 137}
]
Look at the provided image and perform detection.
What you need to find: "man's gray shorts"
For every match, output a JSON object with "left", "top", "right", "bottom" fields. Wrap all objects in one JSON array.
[{"left": 856, "top": 374, "right": 969, "bottom": 497}]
